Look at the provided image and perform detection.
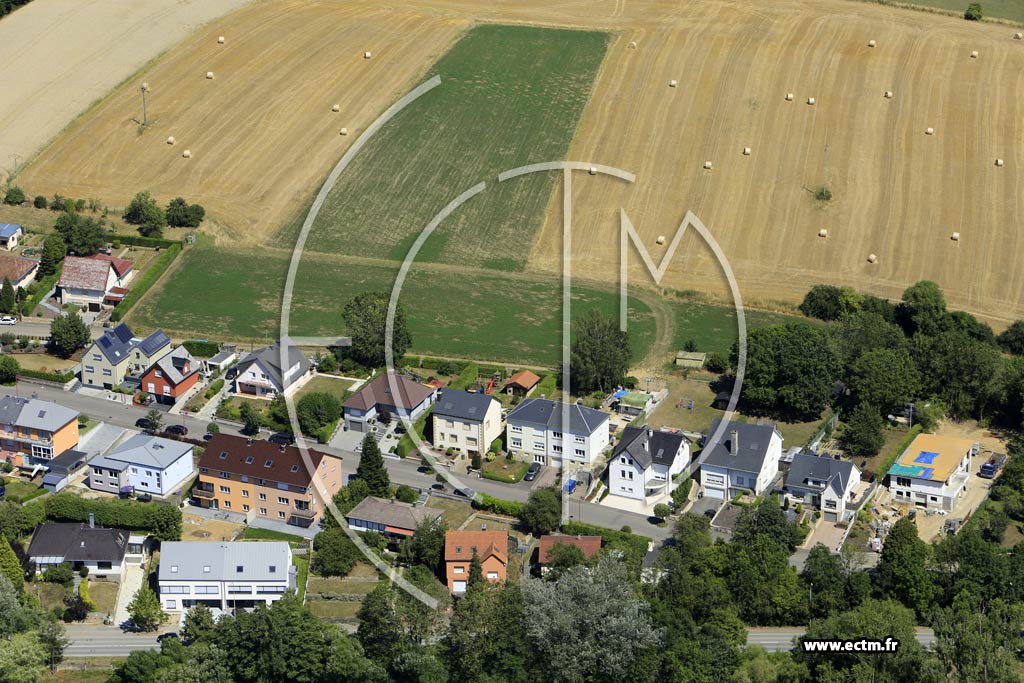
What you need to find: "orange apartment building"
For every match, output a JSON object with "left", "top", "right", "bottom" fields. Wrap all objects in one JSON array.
[
  {"left": 444, "top": 529, "right": 509, "bottom": 595},
  {"left": 0, "top": 396, "right": 79, "bottom": 467},
  {"left": 193, "top": 434, "right": 342, "bottom": 528}
]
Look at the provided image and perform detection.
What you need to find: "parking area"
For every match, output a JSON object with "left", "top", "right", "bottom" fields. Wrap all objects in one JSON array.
[
  {"left": 710, "top": 502, "right": 742, "bottom": 532},
  {"left": 802, "top": 519, "right": 847, "bottom": 552},
  {"left": 686, "top": 495, "right": 723, "bottom": 520}
]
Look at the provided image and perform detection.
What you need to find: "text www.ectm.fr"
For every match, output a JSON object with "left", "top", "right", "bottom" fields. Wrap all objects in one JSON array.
[{"left": 802, "top": 638, "right": 900, "bottom": 653}]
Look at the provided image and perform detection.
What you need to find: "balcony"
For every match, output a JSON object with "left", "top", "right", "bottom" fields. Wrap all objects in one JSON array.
[
  {"left": 193, "top": 487, "right": 215, "bottom": 499},
  {"left": 291, "top": 507, "right": 315, "bottom": 520}
]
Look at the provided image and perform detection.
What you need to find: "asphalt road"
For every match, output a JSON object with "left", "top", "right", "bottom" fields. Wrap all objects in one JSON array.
[
  {"left": 6, "top": 320, "right": 105, "bottom": 339},
  {"left": 745, "top": 627, "right": 937, "bottom": 652},
  {"left": 63, "top": 624, "right": 162, "bottom": 657}
]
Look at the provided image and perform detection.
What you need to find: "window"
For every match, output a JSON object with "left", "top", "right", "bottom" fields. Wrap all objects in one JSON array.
[
  {"left": 242, "top": 504, "right": 250, "bottom": 512},
  {"left": 203, "top": 566, "right": 211, "bottom": 573},
  {"left": 103, "top": 369, "right": 112, "bottom": 376},
  {"left": 155, "top": 370, "right": 163, "bottom": 378},
  {"left": 446, "top": 420, "right": 454, "bottom": 428},
  {"left": 825, "top": 500, "right": 837, "bottom": 509},
  {"left": 552, "top": 445, "right": 562, "bottom": 453},
  {"left": 219, "top": 485, "right": 230, "bottom": 493},
  {"left": 257, "top": 586, "right": 286, "bottom": 594},
  {"left": 278, "top": 511, "right": 285, "bottom": 519},
  {"left": 278, "top": 497, "right": 288, "bottom": 505},
  {"left": 219, "top": 452, "right": 228, "bottom": 460},
  {"left": 258, "top": 493, "right": 267, "bottom": 501},
  {"left": 290, "top": 465, "right": 299, "bottom": 473},
  {"left": 131, "top": 467, "right": 138, "bottom": 474},
  {"left": 170, "top": 566, "right": 178, "bottom": 573},
  {"left": 510, "top": 425, "right": 522, "bottom": 433},
  {"left": 245, "top": 456, "right": 254, "bottom": 465},
  {"left": 453, "top": 566, "right": 465, "bottom": 574},
  {"left": 200, "top": 467, "right": 208, "bottom": 474},
  {"left": 163, "top": 386, "right": 171, "bottom": 396},
  {"left": 228, "top": 585, "right": 252, "bottom": 594},
  {"left": 98, "top": 562, "right": 112, "bottom": 570},
  {"left": 92, "top": 354, "right": 101, "bottom": 361},
  {"left": 259, "top": 508, "right": 267, "bottom": 515},
  {"left": 511, "top": 439, "right": 522, "bottom": 448},
  {"left": 269, "top": 565, "right": 277, "bottom": 573},
  {"left": 236, "top": 566, "right": 244, "bottom": 573},
  {"left": 896, "top": 477, "right": 912, "bottom": 488},
  {"left": 85, "top": 365, "right": 95, "bottom": 374},
  {"left": 242, "top": 490, "right": 249, "bottom": 498},
  {"left": 194, "top": 586, "right": 218, "bottom": 594},
  {"left": 219, "top": 471, "right": 229, "bottom": 479},
  {"left": 163, "top": 586, "right": 189, "bottom": 594},
  {"left": 264, "top": 460, "right": 273, "bottom": 468},
  {"left": 166, "top": 600, "right": 176, "bottom": 609},
  {"left": 223, "top": 501, "right": 231, "bottom": 509},
  {"left": 575, "top": 449, "right": 585, "bottom": 456},
  {"left": 486, "top": 571, "right": 499, "bottom": 579},
  {"left": 553, "top": 431, "right": 562, "bottom": 439},
  {"left": 534, "top": 442, "right": 544, "bottom": 451}
]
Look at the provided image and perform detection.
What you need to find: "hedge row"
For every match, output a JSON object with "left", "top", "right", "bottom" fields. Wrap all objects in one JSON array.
[
  {"left": 108, "top": 234, "right": 179, "bottom": 249},
  {"left": 534, "top": 373, "right": 558, "bottom": 398},
  {"left": 17, "top": 368, "right": 74, "bottom": 384},
  {"left": 111, "top": 243, "right": 181, "bottom": 320},
  {"left": 78, "top": 580, "right": 97, "bottom": 611},
  {"left": 472, "top": 493, "right": 524, "bottom": 518},
  {"left": 204, "top": 379, "right": 225, "bottom": 399},
  {"left": 449, "top": 362, "right": 480, "bottom": 391},
  {"left": 25, "top": 265, "right": 62, "bottom": 315},
  {"left": 45, "top": 493, "right": 182, "bottom": 541},
  {"left": 183, "top": 340, "right": 220, "bottom": 358},
  {"left": 873, "top": 424, "right": 924, "bottom": 479}
]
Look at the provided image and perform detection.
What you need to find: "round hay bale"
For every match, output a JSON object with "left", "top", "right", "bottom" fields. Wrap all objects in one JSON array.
[
  {"left": 807, "top": 97, "right": 816, "bottom": 105},
  {"left": 971, "top": 50, "right": 979, "bottom": 58},
  {"left": 332, "top": 104, "right": 340, "bottom": 112},
  {"left": 656, "top": 235, "right": 666, "bottom": 245},
  {"left": 206, "top": 71, "right": 215, "bottom": 80},
  {"left": 884, "top": 90, "right": 893, "bottom": 99},
  {"left": 628, "top": 41, "right": 637, "bottom": 49},
  {"left": 818, "top": 228, "right": 828, "bottom": 238},
  {"left": 364, "top": 51, "right": 372, "bottom": 59},
  {"left": 182, "top": 149, "right": 191, "bottom": 159},
  {"left": 166, "top": 136, "right": 175, "bottom": 145},
  {"left": 142, "top": 82, "right": 150, "bottom": 92},
  {"left": 995, "top": 158, "right": 1005, "bottom": 167},
  {"left": 951, "top": 232, "right": 960, "bottom": 241},
  {"left": 703, "top": 161, "right": 712, "bottom": 170},
  {"left": 339, "top": 128, "right": 348, "bottom": 136},
  {"left": 742, "top": 147, "right": 751, "bottom": 156},
  {"left": 669, "top": 79, "right": 678, "bottom": 87},
  {"left": 217, "top": 36, "right": 225, "bottom": 44},
  {"left": 588, "top": 166, "right": 597, "bottom": 175},
  {"left": 785, "top": 92, "right": 794, "bottom": 101},
  {"left": 1015, "top": 32, "right": 1023, "bottom": 40},
  {"left": 868, "top": 39, "right": 876, "bottom": 47},
  {"left": 867, "top": 253, "right": 877, "bottom": 263},
  {"left": 925, "top": 127, "right": 935, "bottom": 135}
]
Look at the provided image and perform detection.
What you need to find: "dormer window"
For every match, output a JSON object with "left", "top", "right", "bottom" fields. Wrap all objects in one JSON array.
[
  {"left": 219, "top": 452, "right": 228, "bottom": 460},
  {"left": 171, "top": 566, "right": 178, "bottom": 573},
  {"left": 236, "top": 566, "right": 244, "bottom": 573},
  {"left": 264, "top": 460, "right": 273, "bottom": 468},
  {"left": 290, "top": 465, "right": 299, "bottom": 473},
  {"left": 245, "top": 456, "right": 254, "bottom": 465},
  {"left": 269, "top": 565, "right": 276, "bottom": 573}
]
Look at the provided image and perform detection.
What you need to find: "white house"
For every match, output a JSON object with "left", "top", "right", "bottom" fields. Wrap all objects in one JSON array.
[
  {"left": 157, "top": 541, "right": 296, "bottom": 612},
  {"left": 233, "top": 339, "right": 312, "bottom": 398},
  {"left": 784, "top": 453, "right": 862, "bottom": 522},
  {"left": 608, "top": 426, "right": 690, "bottom": 501},
  {"left": 506, "top": 398, "right": 609, "bottom": 468},
  {"left": 886, "top": 433, "right": 979, "bottom": 511},
  {"left": 432, "top": 389, "right": 502, "bottom": 457},
  {"left": 26, "top": 520, "right": 129, "bottom": 578},
  {"left": 57, "top": 255, "right": 134, "bottom": 310},
  {"left": 87, "top": 434, "right": 194, "bottom": 497},
  {"left": 0, "top": 224, "right": 23, "bottom": 250},
  {"left": 698, "top": 419, "right": 784, "bottom": 499}
]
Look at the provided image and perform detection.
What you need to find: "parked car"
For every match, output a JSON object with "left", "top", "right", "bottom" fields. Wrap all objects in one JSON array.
[
  {"left": 268, "top": 433, "right": 295, "bottom": 446},
  {"left": 703, "top": 508, "right": 717, "bottom": 520},
  {"left": 136, "top": 493, "right": 153, "bottom": 503},
  {"left": 203, "top": 433, "right": 215, "bottom": 441},
  {"left": 225, "top": 367, "right": 239, "bottom": 380},
  {"left": 135, "top": 418, "right": 158, "bottom": 431},
  {"left": 524, "top": 462, "right": 541, "bottom": 482},
  {"left": 430, "top": 483, "right": 445, "bottom": 491},
  {"left": 0, "top": 316, "right": 17, "bottom": 326},
  {"left": 164, "top": 424, "right": 188, "bottom": 436}
]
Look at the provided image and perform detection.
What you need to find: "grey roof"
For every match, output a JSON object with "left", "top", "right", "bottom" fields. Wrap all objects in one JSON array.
[
  {"left": 103, "top": 434, "right": 192, "bottom": 470},
  {"left": 90, "top": 455, "right": 128, "bottom": 472},
  {"left": 235, "top": 340, "right": 311, "bottom": 390},
  {"left": 701, "top": 419, "right": 782, "bottom": 474},
  {"left": 346, "top": 496, "right": 442, "bottom": 532},
  {"left": 0, "top": 396, "right": 78, "bottom": 432},
  {"left": 158, "top": 541, "right": 292, "bottom": 582},
  {"left": 433, "top": 389, "right": 497, "bottom": 422},
  {"left": 47, "top": 449, "right": 87, "bottom": 473},
  {"left": 208, "top": 350, "right": 235, "bottom": 365},
  {"left": 506, "top": 398, "right": 609, "bottom": 435},
  {"left": 138, "top": 329, "right": 171, "bottom": 357},
  {"left": 612, "top": 426, "right": 686, "bottom": 470},
  {"left": 0, "top": 224, "right": 22, "bottom": 238},
  {"left": 150, "top": 346, "right": 197, "bottom": 384},
  {"left": 785, "top": 452, "right": 858, "bottom": 497},
  {"left": 27, "top": 523, "right": 129, "bottom": 563},
  {"left": 94, "top": 323, "right": 137, "bottom": 363}
]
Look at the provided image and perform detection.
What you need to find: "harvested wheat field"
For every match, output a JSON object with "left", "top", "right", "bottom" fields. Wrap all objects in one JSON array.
[
  {"left": 20, "top": 1, "right": 468, "bottom": 241},
  {"left": 0, "top": 0, "right": 251, "bottom": 184}
]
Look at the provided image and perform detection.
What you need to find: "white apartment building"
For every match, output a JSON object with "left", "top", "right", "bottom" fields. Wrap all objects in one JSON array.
[
  {"left": 506, "top": 398, "right": 609, "bottom": 468},
  {"left": 432, "top": 389, "right": 502, "bottom": 456}
]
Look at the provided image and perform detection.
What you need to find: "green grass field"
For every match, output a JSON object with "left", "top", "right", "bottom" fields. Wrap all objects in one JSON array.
[
  {"left": 670, "top": 301, "right": 817, "bottom": 356},
  {"left": 286, "top": 24, "right": 609, "bottom": 269},
  {"left": 881, "top": 0, "right": 1024, "bottom": 23}
]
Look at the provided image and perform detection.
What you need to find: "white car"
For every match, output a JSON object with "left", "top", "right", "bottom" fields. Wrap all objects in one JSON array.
[{"left": 0, "top": 317, "right": 17, "bottom": 325}]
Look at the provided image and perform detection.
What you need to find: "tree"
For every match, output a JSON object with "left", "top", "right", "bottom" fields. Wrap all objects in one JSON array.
[
  {"left": 127, "top": 586, "right": 166, "bottom": 631},
  {"left": 653, "top": 503, "right": 671, "bottom": 520},
  {"left": 0, "top": 575, "right": 35, "bottom": 639},
  {"left": 33, "top": 196, "right": 47, "bottom": 209},
  {"left": 798, "top": 284, "right": 862, "bottom": 321},
  {"left": 0, "top": 278, "right": 15, "bottom": 316},
  {"left": 341, "top": 291, "right": 411, "bottom": 367},
  {"left": 848, "top": 347, "right": 920, "bottom": 414},
  {"left": 48, "top": 312, "right": 89, "bottom": 359},
  {"left": 144, "top": 409, "right": 163, "bottom": 434},
  {"left": 0, "top": 540, "right": 22, "bottom": 593},
  {"left": 521, "top": 488, "right": 560, "bottom": 536},
  {"left": 53, "top": 208, "right": 104, "bottom": 256},
  {"left": 400, "top": 517, "right": 446, "bottom": 571},
  {"left": 312, "top": 528, "right": 360, "bottom": 577},
  {"left": 165, "top": 197, "right": 205, "bottom": 228},
  {"left": 123, "top": 191, "right": 166, "bottom": 237},
  {"left": 466, "top": 553, "right": 485, "bottom": 595},
  {"left": 37, "top": 235, "right": 66, "bottom": 277},
  {"left": 355, "top": 433, "right": 390, "bottom": 497},
  {"left": 37, "top": 620, "right": 69, "bottom": 673},
  {"left": 997, "top": 320, "right": 1024, "bottom": 355},
  {"left": 875, "top": 517, "right": 937, "bottom": 617},
  {"left": 0, "top": 632, "right": 47, "bottom": 683},
  {"left": 964, "top": 2, "right": 983, "bottom": 20},
  {"left": 569, "top": 309, "right": 630, "bottom": 393},
  {"left": 395, "top": 485, "right": 417, "bottom": 504},
  {"left": 912, "top": 330, "right": 1003, "bottom": 419},
  {"left": 155, "top": 644, "right": 235, "bottom": 683},
  {"left": 444, "top": 586, "right": 529, "bottom": 683},
  {"left": 898, "top": 279, "right": 948, "bottom": 337},
  {"left": 545, "top": 542, "right": 585, "bottom": 580},
  {"left": 239, "top": 401, "right": 261, "bottom": 435},
  {"left": 61, "top": 594, "right": 88, "bottom": 622},
  {"left": 843, "top": 401, "right": 886, "bottom": 455},
  {"left": 800, "top": 544, "right": 849, "bottom": 619},
  {"left": 295, "top": 392, "right": 340, "bottom": 435},
  {"left": 732, "top": 498, "right": 802, "bottom": 552},
  {"left": 2, "top": 187, "right": 24, "bottom": 206},
  {"left": 521, "top": 558, "right": 661, "bottom": 683},
  {"left": 180, "top": 604, "right": 216, "bottom": 644},
  {"left": 932, "top": 596, "right": 1024, "bottom": 683},
  {"left": 0, "top": 356, "right": 18, "bottom": 385}
]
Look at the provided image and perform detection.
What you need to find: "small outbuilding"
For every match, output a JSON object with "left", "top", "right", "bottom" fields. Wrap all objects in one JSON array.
[{"left": 674, "top": 351, "right": 706, "bottom": 369}]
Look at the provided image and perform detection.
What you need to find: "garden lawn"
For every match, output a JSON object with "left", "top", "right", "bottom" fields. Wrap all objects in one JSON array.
[
  {"left": 293, "top": 554, "right": 309, "bottom": 602},
  {"left": 27, "top": 582, "right": 67, "bottom": 612},
  {"left": 87, "top": 580, "right": 119, "bottom": 615},
  {"left": 1, "top": 478, "right": 46, "bottom": 504},
  {"left": 482, "top": 458, "right": 529, "bottom": 483},
  {"left": 425, "top": 497, "right": 475, "bottom": 528},
  {"left": 239, "top": 527, "right": 306, "bottom": 545},
  {"left": 669, "top": 300, "right": 814, "bottom": 356},
  {"left": 7, "top": 353, "right": 77, "bottom": 372},
  {"left": 296, "top": 375, "right": 355, "bottom": 401},
  {"left": 307, "top": 601, "right": 361, "bottom": 620}
]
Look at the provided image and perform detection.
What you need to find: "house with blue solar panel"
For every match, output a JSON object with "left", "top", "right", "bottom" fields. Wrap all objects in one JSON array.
[
  {"left": 80, "top": 322, "right": 172, "bottom": 390},
  {"left": 0, "top": 224, "right": 22, "bottom": 250},
  {"left": 886, "top": 433, "right": 980, "bottom": 511}
]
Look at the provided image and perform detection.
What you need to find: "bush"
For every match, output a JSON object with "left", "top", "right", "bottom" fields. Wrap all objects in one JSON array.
[
  {"left": 62, "top": 595, "right": 89, "bottom": 622},
  {"left": 814, "top": 186, "right": 833, "bottom": 202},
  {"left": 653, "top": 503, "right": 671, "bottom": 520},
  {"left": 106, "top": 233, "right": 177, "bottom": 249},
  {"left": 182, "top": 340, "right": 220, "bottom": 358},
  {"left": 3, "top": 187, "right": 25, "bottom": 206},
  {"left": 964, "top": 2, "right": 982, "bottom": 20},
  {"left": 705, "top": 352, "right": 729, "bottom": 374},
  {"left": 473, "top": 493, "right": 525, "bottom": 518},
  {"left": 489, "top": 438, "right": 503, "bottom": 455},
  {"left": 207, "top": 422, "right": 219, "bottom": 434},
  {"left": 78, "top": 565, "right": 89, "bottom": 578},
  {"left": 42, "top": 563, "right": 74, "bottom": 584},
  {"left": 33, "top": 195, "right": 47, "bottom": 209},
  {"left": 395, "top": 485, "right": 418, "bottom": 504},
  {"left": 671, "top": 477, "right": 693, "bottom": 508},
  {"left": 165, "top": 197, "right": 206, "bottom": 228},
  {"left": 623, "top": 376, "right": 640, "bottom": 389},
  {"left": 470, "top": 453, "right": 482, "bottom": 470},
  {"left": 204, "top": 379, "right": 225, "bottom": 399},
  {"left": 450, "top": 362, "right": 480, "bottom": 391},
  {"left": 361, "top": 531, "right": 387, "bottom": 552},
  {"left": 78, "top": 580, "right": 97, "bottom": 611},
  {"left": 312, "top": 528, "right": 360, "bottom": 577},
  {"left": 16, "top": 367, "right": 74, "bottom": 384},
  {"left": 562, "top": 521, "right": 649, "bottom": 579}
]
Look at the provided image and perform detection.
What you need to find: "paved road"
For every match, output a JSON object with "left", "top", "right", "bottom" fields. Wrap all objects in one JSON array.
[
  {"left": 745, "top": 627, "right": 937, "bottom": 652},
  {"left": 6, "top": 320, "right": 105, "bottom": 339},
  {"left": 63, "top": 624, "right": 163, "bottom": 657}
]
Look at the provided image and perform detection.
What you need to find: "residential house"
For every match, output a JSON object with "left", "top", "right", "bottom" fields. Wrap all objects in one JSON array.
[
  {"left": 140, "top": 346, "right": 199, "bottom": 404},
  {"left": 432, "top": 389, "right": 502, "bottom": 457},
  {"left": 0, "top": 224, "right": 22, "bottom": 250},
  {"left": 445, "top": 530, "right": 508, "bottom": 595},
  {"left": 506, "top": 398, "right": 609, "bottom": 468},
  {"left": 698, "top": 419, "right": 784, "bottom": 499},
  {"left": 784, "top": 453, "right": 862, "bottom": 522},
  {"left": 614, "top": 390, "right": 654, "bottom": 418},
  {"left": 0, "top": 253, "right": 38, "bottom": 288},
  {"left": 81, "top": 323, "right": 171, "bottom": 389},
  {"left": 27, "top": 520, "right": 129, "bottom": 577},
  {"left": 503, "top": 370, "right": 540, "bottom": 397},
  {"left": 343, "top": 371, "right": 437, "bottom": 433},
  {"left": 608, "top": 426, "right": 690, "bottom": 501},
  {"left": 345, "top": 496, "right": 442, "bottom": 543},
  {"left": 193, "top": 433, "right": 343, "bottom": 528},
  {"left": 886, "top": 433, "right": 979, "bottom": 511},
  {"left": 88, "top": 435, "right": 194, "bottom": 497},
  {"left": 157, "top": 541, "right": 295, "bottom": 612},
  {"left": 56, "top": 254, "right": 134, "bottom": 310},
  {"left": 40, "top": 448, "right": 88, "bottom": 493},
  {"left": 233, "top": 340, "right": 312, "bottom": 398},
  {"left": 536, "top": 534, "right": 601, "bottom": 574},
  {"left": 0, "top": 395, "right": 79, "bottom": 466}
]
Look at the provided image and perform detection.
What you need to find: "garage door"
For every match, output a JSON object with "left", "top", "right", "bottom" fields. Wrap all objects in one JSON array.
[
  {"left": 704, "top": 486, "right": 726, "bottom": 499},
  {"left": 824, "top": 512, "right": 838, "bottom": 523},
  {"left": 348, "top": 420, "right": 364, "bottom": 433},
  {"left": 452, "top": 581, "right": 466, "bottom": 594}
]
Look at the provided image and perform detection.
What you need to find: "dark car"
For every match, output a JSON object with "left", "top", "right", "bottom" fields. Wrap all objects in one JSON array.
[
  {"left": 135, "top": 418, "right": 157, "bottom": 431},
  {"left": 156, "top": 632, "right": 179, "bottom": 643},
  {"left": 268, "top": 433, "right": 295, "bottom": 446},
  {"left": 524, "top": 463, "right": 541, "bottom": 482},
  {"left": 430, "top": 483, "right": 445, "bottom": 491},
  {"left": 203, "top": 433, "right": 214, "bottom": 441},
  {"left": 136, "top": 493, "right": 153, "bottom": 503},
  {"left": 703, "top": 508, "right": 717, "bottom": 520},
  {"left": 225, "top": 367, "right": 239, "bottom": 380},
  {"left": 164, "top": 424, "right": 188, "bottom": 436}
]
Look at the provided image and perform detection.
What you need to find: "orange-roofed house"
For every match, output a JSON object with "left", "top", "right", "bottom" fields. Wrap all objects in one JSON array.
[
  {"left": 504, "top": 370, "right": 541, "bottom": 397},
  {"left": 537, "top": 534, "right": 602, "bottom": 572},
  {"left": 445, "top": 530, "right": 508, "bottom": 594}
]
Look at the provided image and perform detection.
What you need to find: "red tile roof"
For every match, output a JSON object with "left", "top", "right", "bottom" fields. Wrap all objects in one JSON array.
[
  {"left": 537, "top": 535, "right": 602, "bottom": 564},
  {"left": 505, "top": 370, "right": 541, "bottom": 391},
  {"left": 58, "top": 256, "right": 111, "bottom": 291},
  {"left": 200, "top": 433, "right": 340, "bottom": 487},
  {"left": 445, "top": 530, "right": 508, "bottom": 563},
  {"left": 0, "top": 254, "right": 38, "bottom": 283},
  {"left": 87, "top": 253, "right": 133, "bottom": 277}
]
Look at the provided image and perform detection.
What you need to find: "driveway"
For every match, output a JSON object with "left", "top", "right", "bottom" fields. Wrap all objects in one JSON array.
[
  {"left": 802, "top": 519, "right": 847, "bottom": 552},
  {"left": 112, "top": 557, "right": 147, "bottom": 628}
]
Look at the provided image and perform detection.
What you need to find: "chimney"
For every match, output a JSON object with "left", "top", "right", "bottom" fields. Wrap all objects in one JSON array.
[
  {"left": 729, "top": 430, "right": 739, "bottom": 455},
  {"left": 88, "top": 512, "right": 95, "bottom": 529},
  {"left": 247, "top": 438, "right": 253, "bottom": 446},
  {"left": 540, "top": 394, "right": 546, "bottom": 399}
]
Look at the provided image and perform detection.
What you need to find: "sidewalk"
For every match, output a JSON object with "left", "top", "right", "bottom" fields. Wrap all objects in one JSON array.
[{"left": 195, "top": 384, "right": 229, "bottom": 421}]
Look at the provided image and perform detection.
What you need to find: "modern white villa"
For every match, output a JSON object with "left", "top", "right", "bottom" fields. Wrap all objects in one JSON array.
[
  {"left": 886, "top": 433, "right": 979, "bottom": 511},
  {"left": 608, "top": 427, "right": 689, "bottom": 501},
  {"left": 699, "top": 419, "right": 784, "bottom": 499}
]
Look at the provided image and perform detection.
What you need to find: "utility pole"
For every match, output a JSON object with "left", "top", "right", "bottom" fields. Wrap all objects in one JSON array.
[
  {"left": 9, "top": 154, "right": 21, "bottom": 184},
  {"left": 140, "top": 82, "right": 150, "bottom": 127}
]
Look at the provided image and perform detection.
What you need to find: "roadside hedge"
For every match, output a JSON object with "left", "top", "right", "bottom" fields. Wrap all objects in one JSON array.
[
  {"left": 183, "top": 340, "right": 220, "bottom": 358},
  {"left": 449, "top": 362, "right": 480, "bottom": 391},
  {"left": 472, "top": 493, "right": 524, "bottom": 518},
  {"left": 204, "top": 379, "right": 225, "bottom": 399},
  {"left": 78, "top": 580, "right": 97, "bottom": 612},
  {"left": 111, "top": 242, "right": 181, "bottom": 321},
  {"left": 108, "top": 234, "right": 178, "bottom": 249},
  {"left": 24, "top": 264, "right": 62, "bottom": 316},
  {"left": 17, "top": 368, "right": 74, "bottom": 384},
  {"left": 45, "top": 493, "right": 182, "bottom": 541}
]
